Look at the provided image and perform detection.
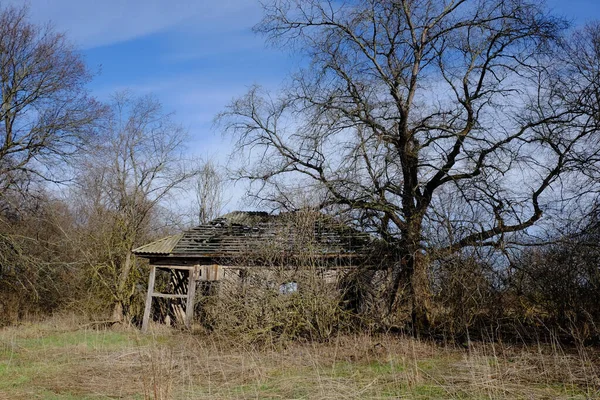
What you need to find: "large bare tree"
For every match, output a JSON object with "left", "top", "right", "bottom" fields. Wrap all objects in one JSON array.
[
  {"left": 74, "top": 93, "right": 200, "bottom": 321},
  {"left": 220, "top": 0, "right": 600, "bottom": 331},
  {"left": 0, "top": 5, "right": 102, "bottom": 194}
]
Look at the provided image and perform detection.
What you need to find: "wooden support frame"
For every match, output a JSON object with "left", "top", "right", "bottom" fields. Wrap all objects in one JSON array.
[{"left": 141, "top": 265, "right": 200, "bottom": 333}]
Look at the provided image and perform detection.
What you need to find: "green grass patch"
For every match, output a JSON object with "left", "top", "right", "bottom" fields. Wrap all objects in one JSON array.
[{"left": 13, "top": 330, "right": 134, "bottom": 351}]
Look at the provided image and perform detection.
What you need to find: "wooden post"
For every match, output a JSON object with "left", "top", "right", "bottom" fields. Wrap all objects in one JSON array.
[
  {"left": 141, "top": 265, "right": 157, "bottom": 333},
  {"left": 184, "top": 266, "right": 199, "bottom": 329}
]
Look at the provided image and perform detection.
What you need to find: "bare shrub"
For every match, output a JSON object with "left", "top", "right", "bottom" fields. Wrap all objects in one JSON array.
[
  {"left": 0, "top": 191, "right": 82, "bottom": 324},
  {"left": 432, "top": 255, "right": 501, "bottom": 339},
  {"left": 512, "top": 238, "right": 600, "bottom": 343},
  {"left": 198, "top": 268, "right": 358, "bottom": 344}
]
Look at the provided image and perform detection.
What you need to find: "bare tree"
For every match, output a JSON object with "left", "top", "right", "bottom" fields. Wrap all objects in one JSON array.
[
  {"left": 0, "top": 4, "right": 103, "bottom": 194},
  {"left": 74, "top": 93, "right": 200, "bottom": 321},
  {"left": 557, "top": 22, "right": 600, "bottom": 210},
  {"left": 220, "top": 0, "right": 600, "bottom": 332},
  {"left": 0, "top": 4, "right": 102, "bottom": 322},
  {"left": 193, "top": 160, "right": 226, "bottom": 225}
]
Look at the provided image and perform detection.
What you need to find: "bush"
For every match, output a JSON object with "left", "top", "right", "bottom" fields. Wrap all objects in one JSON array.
[{"left": 196, "top": 267, "right": 360, "bottom": 344}]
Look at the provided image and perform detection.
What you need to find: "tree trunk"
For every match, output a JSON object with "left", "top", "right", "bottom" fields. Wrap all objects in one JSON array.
[
  {"left": 112, "top": 250, "right": 133, "bottom": 322},
  {"left": 410, "top": 250, "right": 431, "bottom": 333},
  {"left": 117, "top": 251, "right": 133, "bottom": 294},
  {"left": 112, "top": 301, "right": 124, "bottom": 322},
  {"left": 387, "top": 231, "right": 432, "bottom": 334}
]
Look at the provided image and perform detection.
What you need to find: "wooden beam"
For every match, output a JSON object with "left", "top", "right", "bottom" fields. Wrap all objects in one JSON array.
[
  {"left": 141, "top": 265, "right": 156, "bottom": 333},
  {"left": 155, "top": 265, "right": 195, "bottom": 271},
  {"left": 151, "top": 293, "right": 188, "bottom": 299},
  {"left": 184, "top": 266, "right": 199, "bottom": 329}
]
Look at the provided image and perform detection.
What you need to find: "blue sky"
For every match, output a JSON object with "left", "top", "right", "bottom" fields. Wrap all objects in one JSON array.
[
  {"left": 9, "top": 1, "right": 300, "bottom": 164},
  {"left": 8, "top": 0, "right": 600, "bottom": 209}
]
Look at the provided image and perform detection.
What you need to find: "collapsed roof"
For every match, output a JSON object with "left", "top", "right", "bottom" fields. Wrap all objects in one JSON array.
[{"left": 132, "top": 211, "right": 374, "bottom": 265}]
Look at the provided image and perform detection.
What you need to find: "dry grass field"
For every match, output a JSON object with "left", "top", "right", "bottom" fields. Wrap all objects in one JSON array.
[{"left": 0, "top": 316, "right": 598, "bottom": 399}]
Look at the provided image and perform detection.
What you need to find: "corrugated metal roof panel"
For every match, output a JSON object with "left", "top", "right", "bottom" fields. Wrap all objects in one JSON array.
[{"left": 132, "top": 234, "right": 182, "bottom": 255}]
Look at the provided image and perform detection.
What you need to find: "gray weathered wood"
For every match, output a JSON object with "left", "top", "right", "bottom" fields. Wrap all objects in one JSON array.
[
  {"left": 152, "top": 293, "right": 188, "bottom": 299},
  {"left": 141, "top": 265, "right": 157, "bottom": 333},
  {"left": 184, "top": 266, "right": 199, "bottom": 329}
]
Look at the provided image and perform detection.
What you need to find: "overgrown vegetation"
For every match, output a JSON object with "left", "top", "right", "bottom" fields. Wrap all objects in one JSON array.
[{"left": 197, "top": 268, "right": 359, "bottom": 343}]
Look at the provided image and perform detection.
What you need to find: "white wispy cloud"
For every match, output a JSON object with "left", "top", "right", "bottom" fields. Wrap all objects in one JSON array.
[{"left": 9, "top": 0, "right": 260, "bottom": 49}]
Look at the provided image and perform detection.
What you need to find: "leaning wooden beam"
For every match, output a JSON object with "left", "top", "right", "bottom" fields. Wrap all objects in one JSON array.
[{"left": 141, "top": 265, "right": 157, "bottom": 333}]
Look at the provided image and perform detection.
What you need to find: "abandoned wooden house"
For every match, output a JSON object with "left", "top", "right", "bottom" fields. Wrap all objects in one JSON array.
[{"left": 132, "top": 210, "right": 375, "bottom": 331}]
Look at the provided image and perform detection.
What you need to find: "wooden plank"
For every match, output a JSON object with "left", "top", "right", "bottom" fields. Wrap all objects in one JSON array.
[
  {"left": 184, "top": 266, "right": 199, "bottom": 329},
  {"left": 151, "top": 293, "right": 188, "bottom": 299},
  {"left": 141, "top": 265, "right": 157, "bottom": 333},
  {"left": 154, "top": 265, "right": 195, "bottom": 271}
]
